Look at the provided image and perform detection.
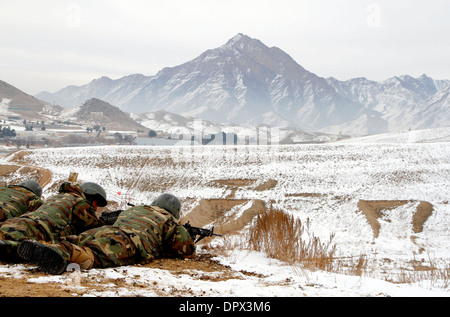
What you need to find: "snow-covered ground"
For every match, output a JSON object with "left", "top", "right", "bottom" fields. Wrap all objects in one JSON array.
[
  {"left": 1, "top": 127, "right": 449, "bottom": 297},
  {"left": 2, "top": 249, "right": 447, "bottom": 297},
  {"left": 0, "top": 98, "right": 13, "bottom": 116}
]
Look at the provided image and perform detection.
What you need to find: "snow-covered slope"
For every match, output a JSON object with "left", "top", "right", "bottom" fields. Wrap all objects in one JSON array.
[
  {"left": 2, "top": 128, "right": 449, "bottom": 296},
  {"left": 131, "top": 110, "right": 338, "bottom": 144},
  {"left": 325, "top": 75, "right": 450, "bottom": 135},
  {"left": 59, "top": 98, "right": 147, "bottom": 131},
  {"left": 0, "top": 80, "right": 62, "bottom": 120},
  {"left": 336, "top": 127, "right": 450, "bottom": 144}
]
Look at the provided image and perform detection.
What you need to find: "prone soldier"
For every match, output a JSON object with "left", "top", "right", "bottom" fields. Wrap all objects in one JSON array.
[
  {"left": 0, "top": 181, "right": 107, "bottom": 260},
  {"left": 0, "top": 180, "right": 43, "bottom": 222},
  {"left": 18, "top": 193, "right": 196, "bottom": 274}
]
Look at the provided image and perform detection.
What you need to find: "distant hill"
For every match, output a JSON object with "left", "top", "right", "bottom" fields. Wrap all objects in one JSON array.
[
  {"left": 1, "top": 78, "right": 335, "bottom": 142},
  {"left": 0, "top": 80, "right": 62, "bottom": 120},
  {"left": 60, "top": 98, "right": 148, "bottom": 132}
]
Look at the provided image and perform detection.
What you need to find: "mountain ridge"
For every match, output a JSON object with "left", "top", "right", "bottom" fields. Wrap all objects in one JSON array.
[
  {"left": 29, "top": 33, "right": 450, "bottom": 135},
  {"left": 0, "top": 78, "right": 335, "bottom": 144},
  {"left": 0, "top": 79, "right": 62, "bottom": 120}
]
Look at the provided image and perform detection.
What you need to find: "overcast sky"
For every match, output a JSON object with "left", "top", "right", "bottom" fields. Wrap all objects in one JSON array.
[{"left": 1, "top": 0, "right": 449, "bottom": 95}]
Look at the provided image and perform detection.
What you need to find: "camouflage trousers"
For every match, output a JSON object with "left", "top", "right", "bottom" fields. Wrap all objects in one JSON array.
[
  {"left": 59, "top": 226, "right": 138, "bottom": 268},
  {"left": 0, "top": 218, "right": 48, "bottom": 257},
  {"left": 0, "top": 206, "right": 19, "bottom": 223}
]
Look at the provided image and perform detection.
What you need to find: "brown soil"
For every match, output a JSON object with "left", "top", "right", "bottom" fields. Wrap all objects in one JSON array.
[
  {"left": 0, "top": 164, "right": 52, "bottom": 188},
  {"left": 0, "top": 254, "right": 246, "bottom": 297},
  {"left": 412, "top": 201, "right": 434, "bottom": 234},
  {"left": 255, "top": 179, "right": 278, "bottom": 191},
  {"left": 181, "top": 179, "right": 274, "bottom": 235},
  {"left": 211, "top": 178, "right": 277, "bottom": 198},
  {"left": 210, "top": 179, "right": 257, "bottom": 187},
  {"left": 181, "top": 198, "right": 267, "bottom": 238},
  {"left": 0, "top": 150, "right": 52, "bottom": 188},
  {"left": 182, "top": 199, "right": 249, "bottom": 227},
  {"left": 0, "top": 274, "right": 75, "bottom": 297},
  {"left": 357, "top": 200, "right": 434, "bottom": 238}
]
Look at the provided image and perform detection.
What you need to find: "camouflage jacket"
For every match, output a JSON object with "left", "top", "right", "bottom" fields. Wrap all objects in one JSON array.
[
  {"left": 0, "top": 186, "right": 43, "bottom": 222},
  {"left": 21, "top": 182, "right": 102, "bottom": 242},
  {"left": 113, "top": 205, "right": 196, "bottom": 263}
]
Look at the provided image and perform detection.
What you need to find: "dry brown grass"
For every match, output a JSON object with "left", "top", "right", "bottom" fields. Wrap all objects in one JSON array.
[
  {"left": 245, "top": 208, "right": 449, "bottom": 288},
  {"left": 247, "top": 206, "right": 336, "bottom": 271},
  {"left": 395, "top": 256, "right": 450, "bottom": 288}
]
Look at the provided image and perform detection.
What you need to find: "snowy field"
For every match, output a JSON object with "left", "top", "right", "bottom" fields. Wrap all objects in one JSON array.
[{"left": 1, "top": 128, "right": 449, "bottom": 297}]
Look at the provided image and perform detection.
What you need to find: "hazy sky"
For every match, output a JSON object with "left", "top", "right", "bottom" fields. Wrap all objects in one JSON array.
[{"left": 1, "top": 0, "right": 449, "bottom": 95}]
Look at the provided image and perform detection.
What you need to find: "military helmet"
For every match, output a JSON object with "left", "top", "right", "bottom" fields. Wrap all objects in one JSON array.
[
  {"left": 151, "top": 193, "right": 181, "bottom": 219},
  {"left": 18, "top": 180, "right": 42, "bottom": 197},
  {"left": 80, "top": 182, "right": 107, "bottom": 207}
]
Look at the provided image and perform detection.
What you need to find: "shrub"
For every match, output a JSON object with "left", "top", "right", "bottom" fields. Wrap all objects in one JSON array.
[{"left": 248, "top": 206, "right": 336, "bottom": 271}]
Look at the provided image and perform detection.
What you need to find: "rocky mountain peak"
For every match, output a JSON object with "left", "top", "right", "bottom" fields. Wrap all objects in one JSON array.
[
  {"left": 223, "top": 33, "right": 266, "bottom": 51},
  {"left": 32, "top": 34, "right": 450, "bottom": 135},
  {"left": 224, "top": 33, "right": 250, "bottom": 46}
]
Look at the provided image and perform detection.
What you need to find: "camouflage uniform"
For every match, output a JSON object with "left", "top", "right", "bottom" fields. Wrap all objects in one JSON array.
[
  {"left": 0, "top": 182, "right": 102, "bottom": 258},
  {"left": 0, "top": 185, "right": 43, "bottom": 222},
  {"left": 20, "top": 205, "right": 195, "bottom": 272}
]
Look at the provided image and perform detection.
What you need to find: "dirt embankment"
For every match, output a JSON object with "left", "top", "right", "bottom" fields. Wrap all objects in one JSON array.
[
  {"left": 181, "top": 179, "right": 278, "bottom": 237},
  {"left": 180, "top": 178, "right": 279, "bottom": 241},
  {"left": 357, "top": 200, "right": 434, "bottom": 238},
  {"left": 182, "top": 198, "right": 267, "bottom": 237},
  {"left": 0, "top": 150, "right": 52, "bottom": 188}
]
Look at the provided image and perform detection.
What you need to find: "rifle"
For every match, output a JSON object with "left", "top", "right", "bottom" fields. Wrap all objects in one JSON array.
[
  {"left": 99, "top": 202, "right": 135, "bottom": 225},
  {"left": 183, "top": 221, "right": 222, "bottom": 243},
  {"left": 99, "top": 209, "right": 123, "bottom": 225}
]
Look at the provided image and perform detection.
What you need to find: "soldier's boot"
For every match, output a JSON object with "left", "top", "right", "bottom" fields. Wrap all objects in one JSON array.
[
  {"left": 0, "top": 239, "right": 21, "bottom": 262},
  {"left": 18, "top": 240, "right": 69, "bottom": 275},
  {"left": 18, "top": 240, "right": 94, "bottom": 274}
]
